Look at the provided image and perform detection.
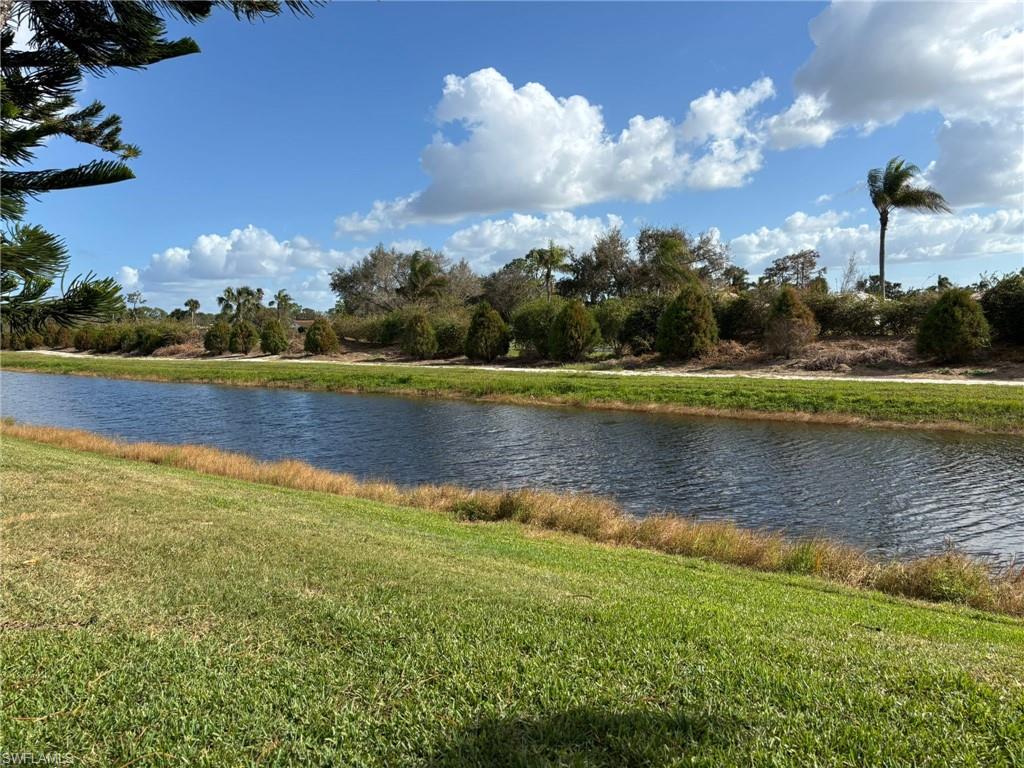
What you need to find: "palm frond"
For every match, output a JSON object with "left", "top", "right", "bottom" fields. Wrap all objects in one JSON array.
[{"left": 893, "top": 187, "right": 952, "bottom": 214}]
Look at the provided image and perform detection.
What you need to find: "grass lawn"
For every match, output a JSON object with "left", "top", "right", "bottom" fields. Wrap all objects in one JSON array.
[
  {"left": 4, "top": 351, "right": 1023, "bottom": 433},
  {"left": 2, "top": 438, "right": 1022, "bottom": 766}
]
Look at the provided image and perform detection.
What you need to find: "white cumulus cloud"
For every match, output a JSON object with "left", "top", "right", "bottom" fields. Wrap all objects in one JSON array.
[
  {"left": 338, "top": 68, "right": 777, "bottom": 235},
  {"left": 730, "top": 208, "right": 1024, "bottom": 274},
  {"left": 443, "top": 211, "right": 624, "bottom": 271},
  {"left": 765, "top": 0, "right": 1024, "bottom": 208}
]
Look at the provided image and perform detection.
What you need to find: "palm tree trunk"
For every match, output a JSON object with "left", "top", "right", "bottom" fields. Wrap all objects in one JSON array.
[{"left": 878, "top": 212, "right": 888, "bottom": 300}]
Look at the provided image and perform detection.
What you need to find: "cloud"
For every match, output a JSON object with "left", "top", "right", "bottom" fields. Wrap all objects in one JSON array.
[
  {"left": 443, "top": 211, "right": 624, "bottom": 271},
  {"left": 766, "top": 0, "right": 1024, "bottom": 208},
  {"left": 730, "top": 207, "right": 1024, "bottom": 273},
  {"left": 763, "top": 94, "right": 838, "bottom": 150},
  {"left": 815, "top": 193, "right": 833, "bottom": 205},
  {"left": 337, "top": 68, "right": 776, "bottom": 234},
  {"left": 120, "top": 225, "right": 374, "bottom": 309}
]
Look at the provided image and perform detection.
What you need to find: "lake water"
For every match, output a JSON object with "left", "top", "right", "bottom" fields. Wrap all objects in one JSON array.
[{"left": 3, "top": 369, "right": 1023, "bottom": 562}]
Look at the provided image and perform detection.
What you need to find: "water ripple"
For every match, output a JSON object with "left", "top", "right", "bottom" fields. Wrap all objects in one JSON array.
[{"left": 2, "top": 370, "right": 1022, "bottom": 563}]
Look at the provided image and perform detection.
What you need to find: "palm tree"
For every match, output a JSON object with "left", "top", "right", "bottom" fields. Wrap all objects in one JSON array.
[
  {"left": 530, "top": 240, "right": 568, "bottom": 300},
  {"left": 217, "top": 286, "right": 263, "bottom": 322},
  {"left": 184, "top": 298, "right": 200, "bottom": 326},
  {"left": 217, "top": 287, "right": 238, "bottom": 318},
  {"left": 399, "top": 253, "right": 447, "bottom": 303},
  {"left": 867, "top": 157, "right": 951, "bottom": 299},
  {"left": 269, "top": 289, "right": 294, "bottom": 321}
]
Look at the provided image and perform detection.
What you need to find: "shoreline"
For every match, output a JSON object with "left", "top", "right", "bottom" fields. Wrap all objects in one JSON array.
[
  {"left": 3, "top": 422, "right": 1021, "bottom": 617},
  {"left": 19, "top": 347, "right": 1024, "bottom": 386},
  {"left": 5, "top": 434, "right": 1021, "bottom": 764},
  {"left": 3, "top": 351, "right": 1023, "bottom": 435}
]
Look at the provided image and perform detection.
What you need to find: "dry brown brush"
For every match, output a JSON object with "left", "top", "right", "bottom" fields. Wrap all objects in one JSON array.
[{"left": 3, "top": 420, "right": 1020, "bottom": 617}]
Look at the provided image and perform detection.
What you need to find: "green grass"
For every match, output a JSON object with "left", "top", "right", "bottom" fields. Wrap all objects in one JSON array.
[
  {"left": 4, "top": 351, "right": 1023, "bottom": 433},
  {"left": 2, "top": 438, "right": 1023, "bottom": 766}
]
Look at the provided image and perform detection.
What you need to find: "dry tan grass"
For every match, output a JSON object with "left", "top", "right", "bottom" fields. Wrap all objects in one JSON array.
[
  {"left": 3, "top": 420, "right": 1019, "bottom": 616},
  {"left": 802, "top": 342, "right": 913, "bottom": 372}
]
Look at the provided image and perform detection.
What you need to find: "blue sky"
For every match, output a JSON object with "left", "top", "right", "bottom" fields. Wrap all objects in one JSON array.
[{"left": 27, "top": 1, "right": 1024, "bottom": 310}]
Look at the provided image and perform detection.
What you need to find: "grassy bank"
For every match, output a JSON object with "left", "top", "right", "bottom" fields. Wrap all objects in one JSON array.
[
  {"left": 2, "top": 437, "right": 1023, "bottom": 766},
  {"left": 5, "top": 421, "right": 1023, "bottom": 617},
  {"left": 4, "top": 351, "right": 1024, "bottom": 433}
]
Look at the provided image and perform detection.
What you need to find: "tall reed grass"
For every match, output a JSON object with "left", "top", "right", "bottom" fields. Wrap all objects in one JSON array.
[{"left": 4, "top": 420, "right": 1020, "bottom": 616}]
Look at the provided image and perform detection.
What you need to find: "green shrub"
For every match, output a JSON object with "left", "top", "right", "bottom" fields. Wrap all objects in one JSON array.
[
  {"left": 765, "top": 286, "right": 817, "bottom": 357},
  {"left": 260, "top": 319, "right": 289, "bottom": 355},
  {"left": 89, "top": 323, "right": 125, "bottom": 353},
  {"left": 716, "top": 290, "right": 771, "bottom": 341},
  {"left": 981, "top": 271, "right": 1024, "bottom": 344},
  {"left": 916, "top": 289, "right": 990, "bottom": 362},
  {"left": 804, "top": 293, "right": 881, "bottom": 338},
  {"left": 228, "top": 321, "right": 258, "bottom": 354},
  {"left": 120, "top": 322, "right": 190, "bottom": 355},
  {"left": 656, "top": 278, "right": 718, "bottom": 359},
  {"left": 511, "top": 297, "right": 564, "bottom": 358},
  {"left": 304, "top": 318, "right": 340, "bottom": 355},
  {"left": 594, "top": 299, "right": 629, "bottom": 355},
  {"left": 204, "top": 320, "right": 232, "bottom": 355},
  {"left": 41, "top": 321, "right": 73, "bottom": 348},
  {"left": 879, "top": 292, "right": 941, "bottom": 337},
  {"left": 464, "top": 302, "right": 510, "bottom": 362},
  {"left": 379, "top": 312, "right": 406, "bottom": 345},
  {"left": 20, "top": 330, "right": 44, "bottom": 349},
  {"left": 434, "top": 319, "right": 469, "bottom": 358},
  {"left": 619, "top": 296, "right": 670, "bottom": 355},
  {"left": 332, "top": 313, "right": 387, "bottom": 344},
  {"left": 548, "top": 300, "right": 600, "bottom": 362},
  {"left": 401, "top": 313, "right": 438, "bottom": 359},
  {"left": 73, "top": 326, "right": 97, "bottom": 351}
]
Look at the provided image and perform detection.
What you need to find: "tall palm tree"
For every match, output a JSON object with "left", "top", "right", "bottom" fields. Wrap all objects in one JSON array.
[
  {"left": 867, "top": 157, "right": 951, "bottom": 299},
  {"left": 217, "top": 287, "right": 238, "bottom": 318},
  {"left": 217, "top": 286, "right": 263, "bottom": 322},
  {"left": 531, "top": 240, "right": 568, "bottom": 300},
  {"left": 269, "top": 289, "right": 294, "bottom": 321},
  {"left": 184, "top": 298, "right": 200, "bottom": 327}
]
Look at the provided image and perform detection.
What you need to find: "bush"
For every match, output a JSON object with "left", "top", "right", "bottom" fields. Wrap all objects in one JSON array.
[
  {"left": 401, "top": 313, "right": 438, "bottom": 359},
  {"left": 981, "top": 271, "right": 1024, "bottom": 344},
  {"left": 118, "top": 322, "right": 190, "bottom": 355},
  {"left": 260, "top": 319, "right": 289, "bottom": 355},
  {"left": 379, "top": 312, "right": 406, "bottom": 345},
  {"left": 204, "top": 320, "right": 232, "bottom": 355},
  {"left": 434, "top": 319, "right": 468, "bottom": 358},
  {"left": 332, "top": 313, "right": 387, "bottom": 344},
  {"left": 73, "top": 326, "right": 97, "bottom": 351},
  {"left": 656, "top": 279, "right": 719, "bottom": 359},
  {"left": 593, "top": 299, "right": 629, "bottom": 355},
  {"left": 548, "top": 300, "right": 600, "bottom": 362},
  {"left": 716, "top": 289, "right": 771, "bottom": 341},
  {"left": 228, "top": 321, "right": 258, "bottom": 354},
  {"left": 304, "top": 318, "right": 340, "bottom": 355},
  {"left": 879, "top": 292, "right": 941, "bottom": 337},
  {"left": 619, "top": 296, "right": 670, "bottom": 355},
  {"left": 96, "top": 323, "right": 129, "bottom": 354},
  {"left": 511, "top": 297, "right": 564, "bottom": 358},
  {"left": 916, "top": 289, "right": 990, "bottom": 362},
  {"left": 804, "top": 293, "right": 881, "bottom": 338},
  {"left": 464, "top": 302, "right": 510, "bottom": 362},
  {"left": 20, "top": 330, "right": 44, "bottom": 349},
  {"left": 41, "top": 322, "right": 73, "bottom": 349},
  {"left": 765, "top": 286, "right": 818, "bottom": 357}
]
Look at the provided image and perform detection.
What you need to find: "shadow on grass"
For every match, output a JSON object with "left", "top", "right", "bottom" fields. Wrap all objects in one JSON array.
[{"left": 427, "top": 706, "right": 734, "bottom": 767}]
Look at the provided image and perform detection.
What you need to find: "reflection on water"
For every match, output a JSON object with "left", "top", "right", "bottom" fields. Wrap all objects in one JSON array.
[{"left": 3, "top": 370, "right": 1022, "bottom": 562}]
